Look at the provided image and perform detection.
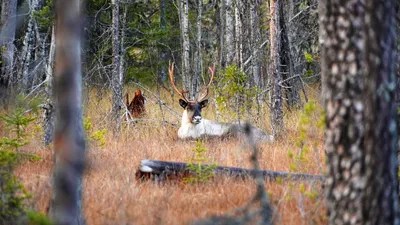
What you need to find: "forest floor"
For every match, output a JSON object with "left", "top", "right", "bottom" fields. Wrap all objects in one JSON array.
[{"left": 7, "top": 85, "right": 326, "bottom": 225}]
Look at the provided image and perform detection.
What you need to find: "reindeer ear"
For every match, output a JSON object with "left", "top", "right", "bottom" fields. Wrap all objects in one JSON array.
[
  {"left": 179, "top": 99, "right": 188, "bottom": 109},
  {"left": 199, "top": 99, "right": 208, "bottom": 108}
]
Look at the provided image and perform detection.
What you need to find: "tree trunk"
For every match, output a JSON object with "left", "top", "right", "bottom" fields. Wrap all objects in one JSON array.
[
  {"left": 269, "top": 0, "right": 284, "bottom": 136},
  {"left": 193, "top": 0, "right": 202, "bottom": 98},
  {"left": 279, "top": 0, "right": 301, "bottom": 108},
  {"left": 111, "top": 0, "right": 122, "bottom": 135},
  {"left": 33, "top": 3, "right": 47, "bottom": 89},
  {"left": 234, "top": 0, "right": 243, "bottom": 69},
  {"left": 0, "top": 0, "right": 17, "bottom": 102},
  {"left": 49, "top": 0, "right": 86, "bottom": 224},
  {"left": 219, "top": 0, "right": 226, "bottom": 68},
  {"left": 322, "top": 0, "right": 399, "bottom": 224},
  {"left": 318, "top": 0, "right": 327, "bottom": 105},
  {"left": 250, "top": 0, "right": 260, "bottom": 86},
  {"left": 158, "top": 0, "right": 167, "bottom": 83},
  {"left": 225, "top": 0, "right": 235, "bottom": 65},
  {"left": 119, "top": 5, "right": 127, "bottom": 84},
  {"left": 179, "top": 0, "right": 191, "bottom": 97},
  {"left": 43, "top": 25, "right": 56, "bottom": 146},
  {"left": 21, "top": 0, "right": 40, "bottom": 92}
]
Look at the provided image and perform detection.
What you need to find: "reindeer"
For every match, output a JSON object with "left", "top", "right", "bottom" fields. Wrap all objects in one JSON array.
[
  {"left": 126, "top": 89, "right": 146, "bottom": 118},
  {"left": 169, "top": 62, "right": 274, "bottom": 142}
]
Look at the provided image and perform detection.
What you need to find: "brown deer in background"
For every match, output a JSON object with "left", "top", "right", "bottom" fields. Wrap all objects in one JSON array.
[
  {"left": 126, "top": 89, "right": 146, "bottom": 118},
  {"left": 169, "top": 62, "right": 274, "bottom": 142}
]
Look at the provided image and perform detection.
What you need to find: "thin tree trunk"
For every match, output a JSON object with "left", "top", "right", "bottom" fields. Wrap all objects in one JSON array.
[
  {"left": 111, "top": 0, "right": 122, "bottom": 135},
  {"left": 250, "top": 0, "right": 260, "bottom": 86},
  {"left": 119, "top": 5, "right": 127, "bottom": 84},
  {"left": 21, "top": 0, "right": 40, "bottom": 92},
  {"left": 250, "top": 0, "right": 262, "bottom": 121},
  {"left": 322, "top": 0, "right": 399, "bottom": 224},
  {"left": 269, "top": 0, "right": 284, "bottom": 136},
  {"left": 279, "top": 0, "right": 300, "bottom": 108},
  {"left": 318, "top": 0, "right": 327, "bottom": 105},
  {"left": 179, "top": 0, "right": 191, "bottom": 97},
  {"left": 193, "top": 0, "right": 202, "bottom": 98},
  {"left": 43, "top": 24, "right": 56, "bottom": 145},
  {"left": 219, "top": 0, "right": 226, "bottom": 68},
  {"left": 49, "top": 0, "right": 86, "bottom": 224},
  {"left": 0, "top": 0, "right": 17, "bottom": 102},
  {"left": 234, "top": 0, "right": 243, "bottom": 69},
  {"left": 158, "top": 0, "right": 167, "bottom": 83},
  {"left": 225, "top": 0, "right": 235, "bottom": 65}
]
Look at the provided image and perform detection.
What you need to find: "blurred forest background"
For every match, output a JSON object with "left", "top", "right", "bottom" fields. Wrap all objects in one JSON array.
[{"left": 0, "top": 0, "right": 399, "bottom": 224}]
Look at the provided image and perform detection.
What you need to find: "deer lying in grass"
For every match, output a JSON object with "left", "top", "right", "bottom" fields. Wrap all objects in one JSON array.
[
  {"left": 126, "top": 89, "right": 146, "bottom": 118},
  {"left": 169, "top": 62, "right": 274, "bottom": 142}
]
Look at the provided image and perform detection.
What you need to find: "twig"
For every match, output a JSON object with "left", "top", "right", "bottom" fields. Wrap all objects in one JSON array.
[
  {"left": 244, "top": 123, "right": 273, "bottom": 225},
  {"left": 243, "top": 39, "right": 270, "bottom": 69}
]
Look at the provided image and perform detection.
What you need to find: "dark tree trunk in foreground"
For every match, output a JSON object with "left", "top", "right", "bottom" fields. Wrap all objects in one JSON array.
[
  {"left": 322, "top": 0, "right": 399, "bottom": 224},
  {"left": 0, "top": 0, "right": 17, "bottom": 102},
  {"left": 111, "top": 0, "right": 122, "bottom": 135},
  {"left": 49, "top": 0, "right": 86, "bottom": 224}
]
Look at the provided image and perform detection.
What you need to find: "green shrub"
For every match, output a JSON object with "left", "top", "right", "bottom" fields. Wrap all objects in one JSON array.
[
  {"left": 215, "top": 64, "right": 258, "bottom": 121},
  {"left": 84, "top": 117, "right": 107, "bottom": 147},
  {"left": 184, "top": 140, "right": 217, "bottom": 183},
  {"left": 33, "top": 0, "right": 54, "bottom": 31},
  {"left": 26, "top": 210, "right": 54, "bottom": 225},
  {"left": 0, "top": 106, "right": 51, "bottom": 224}
]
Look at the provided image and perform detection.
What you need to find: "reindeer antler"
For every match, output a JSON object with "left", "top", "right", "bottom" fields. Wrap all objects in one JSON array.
[
  {"left": 198, "top": 66, "right": 215, "bottom": 102},
  {"left": 168, "top": 61, "right": 191, "bottom": 103}
]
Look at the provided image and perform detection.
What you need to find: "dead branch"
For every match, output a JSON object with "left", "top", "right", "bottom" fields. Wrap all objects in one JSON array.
[{"left": 136, "top": 159, "right": 323, "bottom": 182}]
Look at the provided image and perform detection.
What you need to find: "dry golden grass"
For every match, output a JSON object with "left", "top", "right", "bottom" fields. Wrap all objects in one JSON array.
[{"left": 10, "top": 85, "right": 326, "bottom": 225}]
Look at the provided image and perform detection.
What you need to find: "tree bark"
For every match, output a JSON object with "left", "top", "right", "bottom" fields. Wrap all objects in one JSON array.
[
  {"left": 0, "top": 0, "right": 17, "bottom": 102},
  {"left": 318, "top": 0, "right": 327, "bottom": 105},
  {"left": 219, "top": 0, "right": 226, "bottom": 68},
  {"left": 49, "top": 0, "right": 86, "bottom": 224},
  {"left": 279, "top": 0, "right": 301, "bottom": 108},
  {"left": 119, "top": 5, "right": 127, "bottom": 84},
  {"left": 269, "top": 0, "right": 284, "bottom": 136},
  {"left": 179, "top": 0, "right": 191, "bottom": 97},
  {"left": 43, "top": 25, "right": 56, "bottom": 145},
  {"left": 21, "top": 0, "right": 40, "bottom": 92},
  {"left": 193, "top": 0, "right": 202, "bottom": 98},
  {"left": 158, "top": 0, "right": 167, "bottom": 83},
  {"left": 234, "top": 0, "right": 243, "bottom": 69},
  {"left": 111, "top": 0, "right": 122, "bottom": 135},
  {"left": 250, "top": 0, "right": 260, "bottom": 86},
  {"left": 225, "top": 0, "right": 235, "bottom": 65},
  {"left": 322, "top": 0, "right": 399, "bottom": 224}
]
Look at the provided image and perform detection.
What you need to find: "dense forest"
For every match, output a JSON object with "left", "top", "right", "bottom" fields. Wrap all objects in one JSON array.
[{"left": 0, "top": 0, "right": 399, "bottom": 224}]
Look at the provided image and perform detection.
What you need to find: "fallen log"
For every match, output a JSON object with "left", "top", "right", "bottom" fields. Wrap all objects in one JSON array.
[{"left": 136, "top": 159, "right": 324, "bottom": 182}]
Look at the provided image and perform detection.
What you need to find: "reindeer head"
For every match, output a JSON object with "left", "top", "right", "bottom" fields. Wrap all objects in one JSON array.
[{"left": 169, "top": 62, "right": 215, "bottom": 125}]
